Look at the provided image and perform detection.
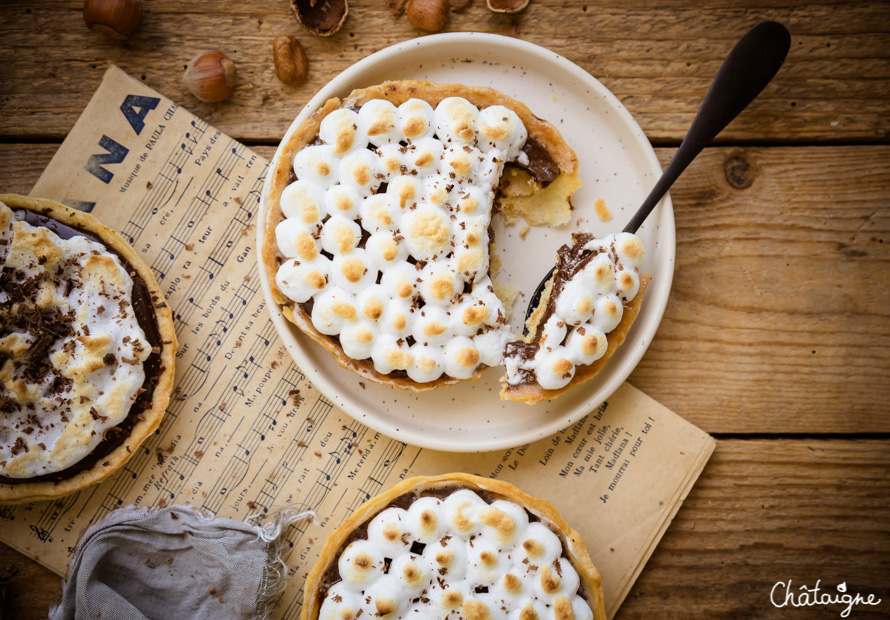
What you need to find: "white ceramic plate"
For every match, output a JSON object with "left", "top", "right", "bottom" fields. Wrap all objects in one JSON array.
[{"left": 258, "top": 33, "right": 674, "bottom": 452}]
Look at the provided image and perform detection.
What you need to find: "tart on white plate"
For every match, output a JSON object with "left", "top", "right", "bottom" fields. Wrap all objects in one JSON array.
[
  {"left": 0, "top": 194, "right": 176, "bottom": 504},
  {"left": 262, "top": 80, "right": 581, "bottom": 392},
  {"left": 262, "top": 79, "right": 649, "bottom": 403},
  {"left": 303, "top": 473, "right": 606, "bottom": 620}
]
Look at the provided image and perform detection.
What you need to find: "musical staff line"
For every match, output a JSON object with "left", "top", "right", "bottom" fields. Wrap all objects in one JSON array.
[{"left": 121, "top": 118, "right": 208, "bottom": 244}]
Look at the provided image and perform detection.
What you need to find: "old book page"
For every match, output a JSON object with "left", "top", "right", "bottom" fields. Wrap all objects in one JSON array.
[{"left": 0, "top": 66, "right": 715, "bottom": 618}]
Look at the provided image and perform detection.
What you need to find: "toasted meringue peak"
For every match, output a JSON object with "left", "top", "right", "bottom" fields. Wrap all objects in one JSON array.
[
  {"left": 340, "top": 149, "right": 380, "bottom": 197},
  {"left": 398, "top": 98, "right": 435, "bottom": 140},
  {"left": 276, "top": 256, "right": 330, "bottom": 304},
  {"left": 435, "top": 97, "right": 480, "bottom": 145},
  {"left": 294, "top": 145, "right": 340, "bottom": 189},
  {"left": 321, "top": 214, "right": 361, "bottom": 256},
  {"left": 325, "top": 185, "right": 363, "bottom": 220},
  {"left": 359, "top": 99, "right": 401, "bottom": 146},
  {"left": 280, "top": 179, "right": 327, "bottom": 225},
  {"left": 320, "top": 108, "right": 368, "bottom": 155},
  {"left": 275, "top": 218, "right": 319, "bottom": 262}
]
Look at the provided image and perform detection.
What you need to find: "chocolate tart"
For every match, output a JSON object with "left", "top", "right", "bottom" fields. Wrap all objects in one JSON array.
[
  {"left": 501, "top": 233, "right": 649, "bottom": 405},
  {"left": 303, "top": 473, "right": 606, "bottom": 620},
  {"left": 262, "top": 80, "right": 581, "bottom": 392},
  {"left": 0, "top": 194, "right": 176, "bottom": 504}
]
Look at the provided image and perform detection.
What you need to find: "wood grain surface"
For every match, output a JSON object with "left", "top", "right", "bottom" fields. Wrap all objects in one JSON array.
[
  {"left": 1, "top": 0, "right": 888, "bottom": 617},
  {"left": 0, "top": 1, "right": 888, "bottom": 143}
]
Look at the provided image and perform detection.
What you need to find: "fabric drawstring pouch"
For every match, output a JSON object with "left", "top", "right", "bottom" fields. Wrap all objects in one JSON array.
[{"left": 49, "top": 505, "right": 314, "bottom": 620}]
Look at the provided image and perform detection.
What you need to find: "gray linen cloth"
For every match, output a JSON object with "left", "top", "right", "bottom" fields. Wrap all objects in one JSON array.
[{"left": 49, "top": 505, "right": 313, "bottom": 620}]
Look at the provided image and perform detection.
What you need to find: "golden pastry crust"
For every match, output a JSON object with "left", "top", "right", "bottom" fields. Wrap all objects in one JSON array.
[
  {"left": 301, "top": 473, "right": 606, "bottom": 620},
  {"left": 0, "top": 194, "right": 176, "bottom": 504},
  {"left": 501, "top": 274, "right": 649, "bottom": 404},
  {"left": 262, "top": 80, "right": 580, "bottom": 392}
]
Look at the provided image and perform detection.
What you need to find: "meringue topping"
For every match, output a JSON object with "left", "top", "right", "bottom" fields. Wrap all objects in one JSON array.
[
  {"left": 0, "top": 202, "right": 152, "bottom": 479},
  {"left": 318, "top": 487, "right": 594, "bottom": 620},
  {"left": 275, "top": 97, "right": 529, "bottom": 381}
]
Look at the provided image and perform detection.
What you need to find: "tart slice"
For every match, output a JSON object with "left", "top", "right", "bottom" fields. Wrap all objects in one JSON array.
[
  {"left": 501, "top": 233, "right": 649, "bottom": 404},
  {"left": 262, "top": 80, "right": 581, "bottom": 391},
  {"left": 0, "top": 194, "right": 176, "bottom": 504},
  {"left": 303, "top": 473, "right": 606, "bottom": 620}
]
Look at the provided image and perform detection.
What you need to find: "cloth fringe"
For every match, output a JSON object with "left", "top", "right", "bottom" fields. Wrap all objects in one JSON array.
[{"left": 252, "top": 506, "right": 317, "bottom": 618}]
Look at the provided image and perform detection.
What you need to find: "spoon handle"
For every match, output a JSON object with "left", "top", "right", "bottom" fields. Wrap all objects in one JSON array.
[{"left": 623, "top": 20, "right": 790, "bottom": 234}]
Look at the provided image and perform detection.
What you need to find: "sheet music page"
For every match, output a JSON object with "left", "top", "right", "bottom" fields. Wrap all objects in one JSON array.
[{"left": 1, "top": 66, "right": 715, "bottom": 619}]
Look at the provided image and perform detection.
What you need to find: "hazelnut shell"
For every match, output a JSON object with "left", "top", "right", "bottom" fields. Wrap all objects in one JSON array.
[
  {"left": 487, "top": 0, "right": 528, "bottom": 13},
  {"left": 290, "top": 0, "right": 348, "bottom": 37}
]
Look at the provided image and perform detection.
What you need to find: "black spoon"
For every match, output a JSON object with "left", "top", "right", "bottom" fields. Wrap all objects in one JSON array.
[{"left": 524, "top": 20, "right": 791, "bottom": 322}]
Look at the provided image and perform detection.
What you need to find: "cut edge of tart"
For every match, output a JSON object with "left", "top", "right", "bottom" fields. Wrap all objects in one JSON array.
[
  {"left": 0, "top": 193, "right": 176, "bottom": 504},
  {"left": 261, "top": 80, "right": 581, "bottom": 392},
  {"left": 301, "top": 472, "right": 607, "bottom": 620}
]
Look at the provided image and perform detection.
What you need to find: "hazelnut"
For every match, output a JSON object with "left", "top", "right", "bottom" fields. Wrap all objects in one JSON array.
[
  {"left": 406, "top": 0, "right": 449, "bottom": 32},
  {"left": 83, "top": 0, "right": 142, "bottom": 40},
  {"left": 273, "top": 36, "right": 309, "bottom": 86},
  {"left": 183, "top": 51, "right": 238, "bottom": 103}
]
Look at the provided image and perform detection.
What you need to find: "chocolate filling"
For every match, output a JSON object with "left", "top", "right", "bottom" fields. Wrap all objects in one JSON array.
[
  {"left": 515, "top": 135, "right": 560, "bottom": 185},
  {"left": 504, "top": 232, "right": 606, "bottom": 385},
  {"left": 0, "top": 208, "right": 164, "bottom": 485},
  {"left": 316, "top": 484, "right": 589, "bottom": 609}
]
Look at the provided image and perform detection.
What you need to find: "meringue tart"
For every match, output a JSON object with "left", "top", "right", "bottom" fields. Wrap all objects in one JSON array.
[
  {"left": 303, "top": 473, "right": 606, "bottom": 620},
  {"left": 262, "top": 80, "right": 581, "bottom": 391},
  {"left": 501, "top": 232, "right": 649, "bottom": 405},
  {"left": 0, "top": 194, "right": 176, "bottom": 504}
]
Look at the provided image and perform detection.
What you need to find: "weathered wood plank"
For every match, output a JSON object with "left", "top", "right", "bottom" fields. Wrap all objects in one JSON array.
[
  {"left": 618, "top": 439, "right": 890, "bottom": 618},
  {"left": 1, "top": 143, "right": 888, "bottom": 433},
  {"left": 0, "top": 1, "right": 888, "bottom": 142},
  {"left": 2, "top": 439, "right": 888, "bottom": 618},
  {"left": 0, "top": 144, "right": 56, "bottom": 195},
  {"left": 629, "top": 145, "right": 890, "bottom": 433}
]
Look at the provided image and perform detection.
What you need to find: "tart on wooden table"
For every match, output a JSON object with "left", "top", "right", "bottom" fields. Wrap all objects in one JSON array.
[
  {"left": 0, "top": 194, "right": 176, "bottom": 504},
  {"left": 262, "top": 80, "right": 582, "bottom": 392},
  {"left": 303, "top": 472, "right": 606, "bottom": 620}
]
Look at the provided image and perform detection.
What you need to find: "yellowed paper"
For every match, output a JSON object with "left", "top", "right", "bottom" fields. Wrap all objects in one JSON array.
[{"left": 0, "top": 66, "right": 715, "bottom": 619}]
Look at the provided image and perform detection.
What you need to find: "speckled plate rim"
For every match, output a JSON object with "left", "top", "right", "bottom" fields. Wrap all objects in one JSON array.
[{"left": 257, "top": 32, "right": 674, "bottom": 452}]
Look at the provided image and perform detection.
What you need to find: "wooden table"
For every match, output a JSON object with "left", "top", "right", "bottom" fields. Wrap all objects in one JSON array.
[{"left": 1, "top": 1, "right": 888, "bottom": 617}]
